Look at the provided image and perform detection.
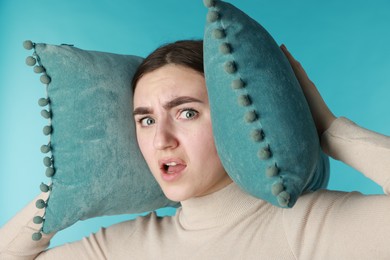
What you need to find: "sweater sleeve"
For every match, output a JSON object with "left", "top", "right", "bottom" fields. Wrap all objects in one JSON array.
[
  {"left": 284, "top": 190, "right": 390, "bottom": 259},
  {"left": 321, "top": 117, "right": 390, "bottom": 193},
  {"left": 0, "top": 193, "right": 139, "bottom": 259},
  {"left": 0, "top": 193, "right": 55, "bottom": 259},
  {"left": 33, "top": 219, "right": 139, "bottom": 260},
  {"left": 283, "top": 117, "right": 390, "bottom": 259}
]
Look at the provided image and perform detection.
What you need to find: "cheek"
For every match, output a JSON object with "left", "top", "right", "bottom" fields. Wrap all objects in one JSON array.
[
  {"left": 136, "top": 131, "right": 153, "bottom": 163},
  {"left": 204, "top": 119, "right": 218, "bottom": 150},
  {"left": 194, "top": 122, "right": 220, "bottom": 160},
  {"left": 203, "top": 124, "right": 226, "bottom": 173},
  {"left": 136, "top": 133, "right": 162, "bottom": 180}
]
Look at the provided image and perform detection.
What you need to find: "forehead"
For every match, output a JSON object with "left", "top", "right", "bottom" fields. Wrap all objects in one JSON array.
[{"left": 133, "top": 65, "right": 207, "bottom": 106}]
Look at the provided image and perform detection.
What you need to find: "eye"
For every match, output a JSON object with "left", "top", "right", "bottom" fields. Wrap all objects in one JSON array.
[
  {"left": 178, "top": 109, "right": 199, "bottom": 120},
  {"left": 139, "top": 117, "right": 155, "bottom": 127}
]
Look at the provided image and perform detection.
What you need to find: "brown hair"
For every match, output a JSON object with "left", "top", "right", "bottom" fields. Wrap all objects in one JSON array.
[{"left": 132, "top": 40, "right": 204, "bottom": 90}]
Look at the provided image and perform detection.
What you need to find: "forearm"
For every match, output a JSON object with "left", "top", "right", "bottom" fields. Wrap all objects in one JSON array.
[
  {"left": 321, "top": 117, "right": 390, "bottom": 193},
  {"left": 0, "top": 193, "right": 55, "bottom": 259}
]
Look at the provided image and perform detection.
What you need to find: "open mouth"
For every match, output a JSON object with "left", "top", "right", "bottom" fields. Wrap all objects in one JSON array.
[
  {"left": 163, "top": 162, "right": 176, "bottom": 173},
  {"left": 160, "top": 160, "right": 186, "bottom": 175}
]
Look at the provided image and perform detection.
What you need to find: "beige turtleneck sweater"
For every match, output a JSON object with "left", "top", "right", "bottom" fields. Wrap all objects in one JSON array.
[{"left": 1, "top": 117, "right": 390, "bottom": 259}]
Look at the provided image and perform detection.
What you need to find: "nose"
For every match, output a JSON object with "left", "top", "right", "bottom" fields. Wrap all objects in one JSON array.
[{"left": 153, "top": 120, "right": 178, "bottom": 150}]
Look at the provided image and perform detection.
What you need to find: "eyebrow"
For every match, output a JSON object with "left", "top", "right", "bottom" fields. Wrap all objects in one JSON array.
[{"left": 133, "top": 96, "right": 204, "bottom": 116}]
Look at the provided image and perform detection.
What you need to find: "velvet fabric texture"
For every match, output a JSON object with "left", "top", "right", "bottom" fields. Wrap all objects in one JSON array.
[
  {"left": 203, "top": 0, "right": 330, "bottom": 207},
  {"left": 26, "top": 43, "right": 177, "bottom": 235}
]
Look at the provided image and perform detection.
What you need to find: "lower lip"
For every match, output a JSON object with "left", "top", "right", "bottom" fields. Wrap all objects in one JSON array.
[{"left": 160, "top": 166, "right": 186, "bottom": 182}]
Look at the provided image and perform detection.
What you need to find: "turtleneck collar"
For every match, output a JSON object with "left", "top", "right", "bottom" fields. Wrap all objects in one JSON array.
[{"left": 178, "top": 182, "right": 269, "bottom": 230}]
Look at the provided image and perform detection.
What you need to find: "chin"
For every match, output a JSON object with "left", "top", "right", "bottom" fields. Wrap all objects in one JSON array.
[{"left": 162, "top": 187, "right": 194, "bottom": 202}]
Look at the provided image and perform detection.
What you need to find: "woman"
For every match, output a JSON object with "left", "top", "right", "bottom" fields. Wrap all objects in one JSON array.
[{"left": 1, "top": 40, "right": 389, "bottom": 259}]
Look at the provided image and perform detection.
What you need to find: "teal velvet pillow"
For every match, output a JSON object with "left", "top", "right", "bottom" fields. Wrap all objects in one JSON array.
[
  {"left": 23, "top": 42, "right": 177, "bottom": 240},
  {"left": 203, "top": 0, "right": 330, "bottom": 207}
]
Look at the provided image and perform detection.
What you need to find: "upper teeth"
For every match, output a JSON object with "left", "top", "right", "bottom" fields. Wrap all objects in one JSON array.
[{"left": 166, "top": 162, "right": 177, "bottom": 166}]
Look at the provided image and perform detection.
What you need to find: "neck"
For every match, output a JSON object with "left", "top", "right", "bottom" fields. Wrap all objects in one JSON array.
[{"left": 178, "top": 182, "right": 267, "bottom": 230}]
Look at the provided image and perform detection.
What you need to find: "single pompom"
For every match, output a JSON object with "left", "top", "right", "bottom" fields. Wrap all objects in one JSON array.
[
  {"left": 35, "top": 199, "right": 46, "bottom": 209},
  {"left": 41, "top": 109, "right": 51, "bottom": 119},
  {"left": 251, "top": 129, "right": 264, "bottom": 142},
  {"left": 40, "top": 144, "right": 51, "bottom": 153},
  {"left": 43, "top": 156, "right": 52, "bottom": 167},
  {"left": 38, "top": 98, "right": 49, "bottom": 107},
  {"left": 238, "top": 95, "right": 251, "bottom": 106},
  {"left": 219, "top": 43, "right": 232, "bottom": 54},
  {"left": 212, "top": 28, "right": 226, "bottom": 39},
  {"left": 203, "top": 0, "right": 216, "bottom": 8},
  {"left": 40, "top": 183, "right": 50, "bottom": 192},
  {"left": 34, "top": 66, "right": 45, "bottom": 74},
  {"left": 23, "top": 40, "right": 34, "bottom": 50},
  {"left": 26, "top": 56, "right": 37, "bottom": 66},
  {"left": 33, "top": 216, "right": 44, "bottom": 224},
  {"left": 244, "top": 111, "right": 257, "bottom": 123},
  {"left": 266, "top": 165, "right": 279, "bottom": 177},
  {"left": 224, "top": 61, "right": 236, "bottom": 74},
  {"left": 277, "top": 191, "right": 290, "bottom": 207},
  {"left": 207, "top": 11, "right": 219, "bottom": 23},
  {"left": 45, "top": 167, "right": 55, "bottom": 177},
  {"left": 258, "top": 147, "right": 271, "bottom": 160},
  {"left": 40, "top": 74, "right": 51, "bottom": 84},
  {"left": 43, "top": 125, "right": 52, "bottom": 135},
  {"left": 32, "top": 232, "right": 42, "bottom": 241},
  {"left": 231, "top": 79, "right": 245, "bottom": 89},
  {"left": 271, "top": 182, "right": 284, "bottom": 196}
]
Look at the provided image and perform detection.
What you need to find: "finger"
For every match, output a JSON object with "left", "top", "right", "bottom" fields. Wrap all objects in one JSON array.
[
  {"left": 280, "top": 44, "right": 301, "bottom": 71},
  {"left": 280, "top": 45, "right": 311, "bottom": 81},
  {"left": 280, "top": 45, "right": 304, "bottom": 77},
  {"left": 280, "top": 44, "right": 295, "bottom": 62}
]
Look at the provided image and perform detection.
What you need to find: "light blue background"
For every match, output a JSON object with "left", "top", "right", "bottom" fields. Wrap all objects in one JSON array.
[{"left": 1, "top": 0, "right": 389, "bottom": 249}]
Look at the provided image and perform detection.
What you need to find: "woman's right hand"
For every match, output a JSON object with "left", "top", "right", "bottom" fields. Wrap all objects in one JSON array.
[{"left": 280, "top": 44, "right": 336, "bottom": 137}]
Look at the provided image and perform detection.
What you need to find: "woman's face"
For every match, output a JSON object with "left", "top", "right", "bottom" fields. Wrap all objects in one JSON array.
[{"left": 133, "top": 64, "right": 232, "bottom": 202}]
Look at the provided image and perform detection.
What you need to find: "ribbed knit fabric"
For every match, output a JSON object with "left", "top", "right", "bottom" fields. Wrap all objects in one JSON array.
[{"left": 1, "top": 117, "right": 390, "bottom": 259}]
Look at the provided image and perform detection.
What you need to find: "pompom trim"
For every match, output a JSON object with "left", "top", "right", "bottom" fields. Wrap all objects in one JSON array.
[{"left": 24, "top": 40, "right": 55, "bottom": 240}]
